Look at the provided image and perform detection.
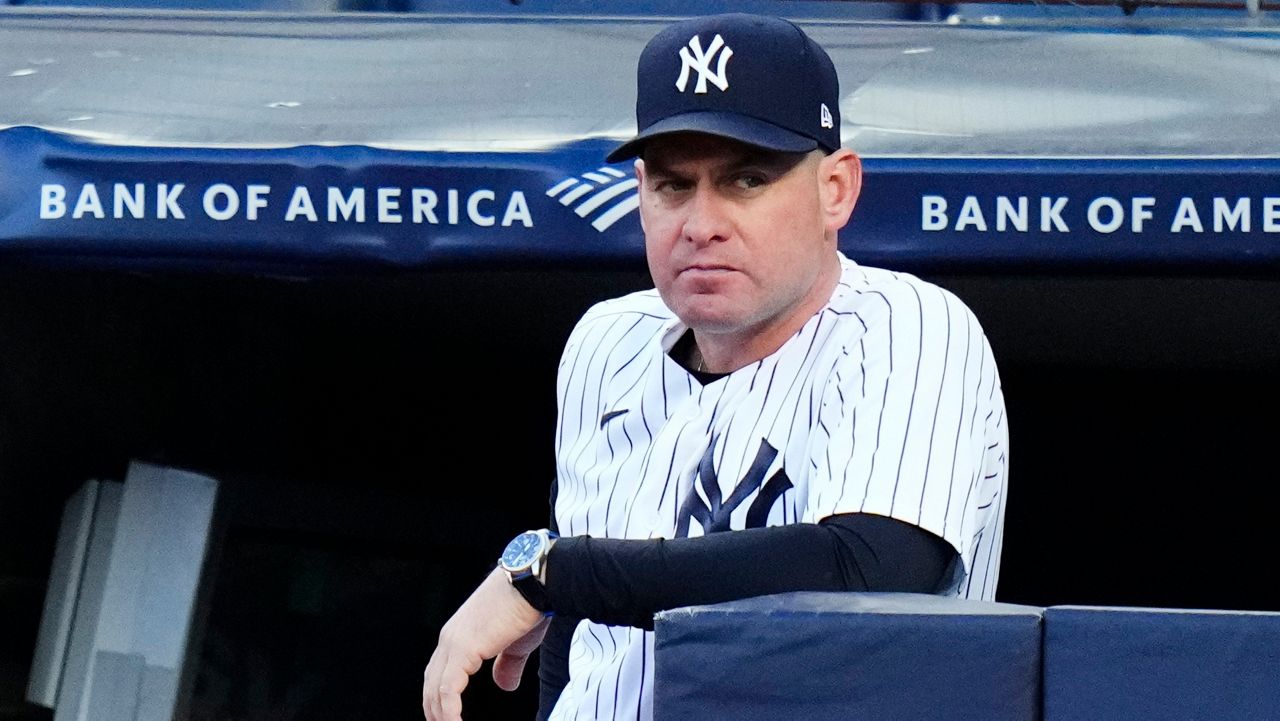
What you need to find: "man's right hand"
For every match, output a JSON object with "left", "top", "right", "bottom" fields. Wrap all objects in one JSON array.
[{"left": 422, "top": 569, "right": 548, "bottom": 721}]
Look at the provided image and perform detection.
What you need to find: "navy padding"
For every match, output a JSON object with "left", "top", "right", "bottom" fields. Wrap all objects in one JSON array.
[
  {"left": 1044, "top": 606, "right": 1280, "bottom": 721},
  {"left": 654, "top": 592, "right": 1043, "bottom": 721}
]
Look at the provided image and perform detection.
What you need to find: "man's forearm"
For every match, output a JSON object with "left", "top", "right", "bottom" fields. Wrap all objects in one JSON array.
[{"left": 542, "top": 512, "right": 958, "bottom": 630}]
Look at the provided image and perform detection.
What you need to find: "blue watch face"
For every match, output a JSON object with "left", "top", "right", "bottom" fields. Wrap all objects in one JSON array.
[{"left": 501, "top": 531, "right": 542, "bottom": 571}]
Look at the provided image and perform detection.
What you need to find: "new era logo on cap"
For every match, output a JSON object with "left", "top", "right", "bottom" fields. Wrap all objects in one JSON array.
[
  {"left": 607, "top": 13, "right": 841, "bottom": 163},
  {"left": 675, "top": 33, "right": 733, "bottom": 94}
]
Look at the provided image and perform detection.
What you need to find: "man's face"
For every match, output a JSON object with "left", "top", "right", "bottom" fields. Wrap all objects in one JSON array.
[{"left": 636, "top": 133, "right": 843, "bottom": 343}]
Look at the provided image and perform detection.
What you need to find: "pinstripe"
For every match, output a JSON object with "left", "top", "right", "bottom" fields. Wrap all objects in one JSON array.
[
  {"left": 593, "top": 319, "right": 663, "bottom": 534},
  {"left": 941, "top": 310, "right": 973, "bottom": 538},
  {"left": 706, "top": 383, "right": 732, "bottom": 470},
  {"left": 714, "top": 363, "right": 765, "bottom": 478},
  {"left": 773, "top": 314, "right": 827, "bottom": 431},
  {"left": 725, "top": 357, "right": 783, "bottom": 502},
  {"left": 816, "top": 368, "right": 847, "bottom": 513},
  {"left": 563, "top": 317, "right": 616, "bottom": 535},
  {"left": 573, "top": 316, "right": 632, "bottom": 535},
  {"left": 747, "top": 357, "right": 764, "bottom": 392},
  {"left": 609, "top": 318, "right": 661, "bottom": 386},
  {"left": 954, "top": 341, "right": 991, "bottom": 548},
  {"left": 807, "top": 348, "right": 841, "bottom": 449},
  {"left": 594, "top": 626, "right": 620, "bottom": 721},
  {"left": 556, "top": 314, "right": 607, "bottom": 501},
  {"left": 713, "top": 315, "right": 824, "bottom": 506},
  {"left": 771, "top": 314, "right": 829, "bottom": 444},
  {"left": 631, "top": 355, "right": 667, "bottom": 484},
  {"left": 965, "top": 530, "right": 984, "bottom": 598},
  {"left": 593, "top": 664, "right": 603, "bottom": 721},
  {"left": 833, "top": 290, "right": 893, "bottom": 512},
  {"left": 599, "top": 372, "right": 655, "bottom": 532},
  {"left": 804, "top": 322, "right": 827, "bottom": 431},
  {"left": 635, "top": 631, "right": 646, "bottom": 721},
  {"left": 605, "top": 627, "right": 621, "bottom": 720},
  {"left": 824, "top": 316, "right": 864, "bottom": 512},
  {"left": 592, "top": 396, "right": 619, "bottom": 534},
  {"left": 917, "top": 287, "right": 954, "bottom": 525},
  {"left": 602, "top": 405, "right": 636, "bottom": 532},
  {"left": 621, "top": 371, "right": 658, "bottom": 539},
  {"left": 771, "top": 323, "right": 834, "bottom": 520},
  {"left": 576, "top": 624, "right": 606, "bottom": 721},
  {"left": 969, "top": 369, "right": 1005, "bottom": 596},
  {"left": 660, "top": 348, "right": 670, "bottom": 419},
  {"left": 854, "top": 312, "right": 868, "bottom": 398},
  {"left": 653, "top": 407, "right": 709, "bottom": 522},
  {"left": 979, "top": 486, "right": 1002, "bottom": 600},
  {"left": 981, "top": 447, "right": 1007, "bottom": 600},
  {"left": 859, "top": 302, "right": 893, "bottom": 512},
  {"left": 889, "top": 282, "right": 926, "bottom": 516}
]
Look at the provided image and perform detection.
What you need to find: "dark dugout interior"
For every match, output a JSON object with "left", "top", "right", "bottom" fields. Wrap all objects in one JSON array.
[{"left": 0, "top": 266, "right": 1277, "bottom": 719}]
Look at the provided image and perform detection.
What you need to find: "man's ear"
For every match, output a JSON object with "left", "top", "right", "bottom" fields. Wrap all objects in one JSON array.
[
  {"left": 819, "top": 149, "right": 862, "bottom": 234},
  {"left": 634, "top": 158, "right": 647, "bottom": 233}
]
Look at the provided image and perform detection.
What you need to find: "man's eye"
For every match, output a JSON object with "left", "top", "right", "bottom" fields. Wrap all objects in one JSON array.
[
  {"left": 654, "top": 179, "right": 692, "bottom": 193},
  {"left": 734, "top": 174, "right": 767, "bottom": 190}
]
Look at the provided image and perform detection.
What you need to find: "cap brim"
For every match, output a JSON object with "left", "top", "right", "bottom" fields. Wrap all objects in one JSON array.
[{"left": 605, "top": 111, "right": 819, "bottom": 163}]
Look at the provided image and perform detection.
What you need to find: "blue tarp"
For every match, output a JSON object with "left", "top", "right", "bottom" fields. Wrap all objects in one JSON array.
[
  {"left": 6, "top": 127, "right": 1280, "bottom": 271},
  {"left": 4, "top": 9, "right": 1280, "bottom": 272}
]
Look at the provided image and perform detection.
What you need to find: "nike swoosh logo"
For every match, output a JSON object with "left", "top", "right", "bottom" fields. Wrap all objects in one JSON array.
[{"left": 599, "top": 409, "right": 629, "bottom": 428}]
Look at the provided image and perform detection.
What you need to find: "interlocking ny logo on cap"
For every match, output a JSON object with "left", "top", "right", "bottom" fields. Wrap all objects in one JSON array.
[{"left": 675, "top": 33, "right": 732, "bottom": 94}]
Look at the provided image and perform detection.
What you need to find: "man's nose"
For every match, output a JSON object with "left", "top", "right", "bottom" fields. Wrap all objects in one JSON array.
[{"left": 681, "top": 185, "right": 730, "bottom": 245}]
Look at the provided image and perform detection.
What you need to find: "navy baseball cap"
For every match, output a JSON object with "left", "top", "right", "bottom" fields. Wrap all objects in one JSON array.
[{"left": 607, "top": 13, "right": 841, "bottom": 163}]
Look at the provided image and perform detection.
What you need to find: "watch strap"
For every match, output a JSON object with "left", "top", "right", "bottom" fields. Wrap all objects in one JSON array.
[{"left": 510, "top": 571, "right": 553, "bottom": 615}]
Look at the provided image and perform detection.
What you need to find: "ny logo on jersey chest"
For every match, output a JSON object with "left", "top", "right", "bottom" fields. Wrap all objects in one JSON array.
[{"left": 675, "top": 437, "right": 793, "bottom": 537}]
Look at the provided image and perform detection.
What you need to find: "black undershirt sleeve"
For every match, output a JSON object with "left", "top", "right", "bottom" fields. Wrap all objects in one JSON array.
[{"left": 535, "top": 512, "right": 958, "bottom": 718}]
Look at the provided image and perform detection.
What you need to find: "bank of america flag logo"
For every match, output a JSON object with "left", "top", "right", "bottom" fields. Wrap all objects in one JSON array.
[{"left": 546, "top": 166, "right": 639, "bottom": 232}]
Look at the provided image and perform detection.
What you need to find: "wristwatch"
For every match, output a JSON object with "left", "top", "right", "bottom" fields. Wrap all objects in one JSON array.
[{"left": 498, "top": 528, "right": 558, "bottom": 615}]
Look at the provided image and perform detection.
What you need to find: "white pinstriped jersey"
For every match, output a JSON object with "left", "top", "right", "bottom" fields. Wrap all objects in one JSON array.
[{"left": 549, "top": 253, "right": 1008, "bottom": 721}]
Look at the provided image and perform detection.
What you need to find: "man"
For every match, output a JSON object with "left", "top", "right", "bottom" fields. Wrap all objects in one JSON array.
[{"left": 424, "top": 13, "right": 1007, "bottom": 721}]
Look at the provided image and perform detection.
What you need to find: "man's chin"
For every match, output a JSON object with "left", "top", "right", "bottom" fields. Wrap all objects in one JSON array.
[
  {"left": 677, "top": 309, "right": 750, "bottom": 336},
  {"left": 660, "top": 289, "right": 753, "bottom": 333}
]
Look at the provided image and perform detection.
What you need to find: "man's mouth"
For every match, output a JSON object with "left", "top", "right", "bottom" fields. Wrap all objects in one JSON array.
[{"left": 680, "top": 263, "right": 736, "bottom": 275}]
